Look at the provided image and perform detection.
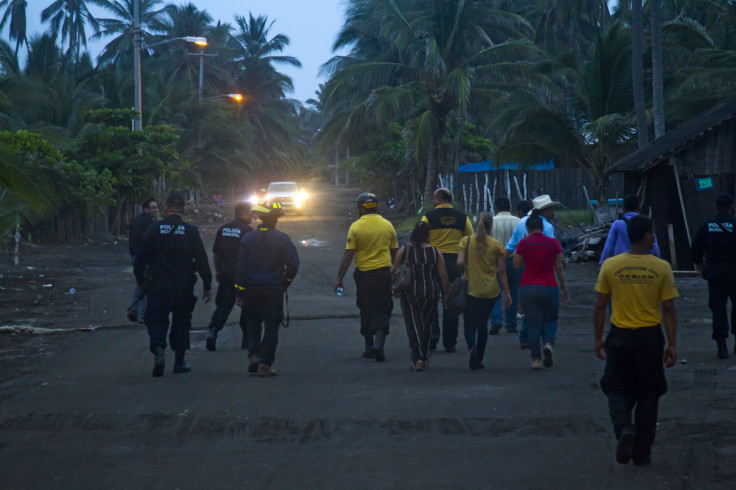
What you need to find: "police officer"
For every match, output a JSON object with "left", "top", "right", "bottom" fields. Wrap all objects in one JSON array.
[
  {"left": 691, "top": 193, "right": 736, "bottom": 359},
  {"left": 206, "top": 202, "right": 253, "bottom": 351},
  {"left": 234, "top": 201, "right": 299, "bottom": 377},
  {"left": 134, "top": 192, "right": 212, "bottom": 377},
  {"left": 421, "top": 188, "right": 473, "bottom": 352},
  {"left": 127, "top": 197, "right": 158, "bottom": 322},
  {"left": 334, "top": 192, "right": 398, "bottom": 361}
]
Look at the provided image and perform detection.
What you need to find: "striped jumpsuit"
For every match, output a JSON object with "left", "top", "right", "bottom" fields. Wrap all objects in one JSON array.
[{"left": 399, "top": 245, "right": 442, "bottom": 364}]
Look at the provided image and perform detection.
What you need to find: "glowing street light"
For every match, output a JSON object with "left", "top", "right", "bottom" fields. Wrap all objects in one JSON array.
[{"left": 201, "top": 93, "right": 244, "bottom": 102}]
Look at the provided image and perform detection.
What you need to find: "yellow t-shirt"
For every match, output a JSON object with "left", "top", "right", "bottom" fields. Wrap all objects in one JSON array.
[
  {"left": 346, "top": 213, "right": 398, "bottom": 271},
  {"left": 594, "top": 253, "right": 679, "bottom": 328},
  {"left": 421, "top": 204, "right": 474, "bottom": 254},
  {"left": 459, "top": 235, "right": 505, "bottom": 299}
]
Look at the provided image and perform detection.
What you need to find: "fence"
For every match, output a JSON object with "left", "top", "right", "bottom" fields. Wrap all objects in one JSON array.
[{"left": 453, "top": 168, "right": 623, "bottom": 214}]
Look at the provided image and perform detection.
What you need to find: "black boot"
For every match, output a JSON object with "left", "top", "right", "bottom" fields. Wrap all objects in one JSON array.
[
  {"left": 205, "top": 329, "right": 217, "bottom": 351},
  {"left": 173, "top": 350, "right": 191, "bottom": 373},
  {"left": 717, "top": 339, "right": 728, "bottom": 359},
  {"left": 152, "top": 347, "right": 165, "bottom": 377}
]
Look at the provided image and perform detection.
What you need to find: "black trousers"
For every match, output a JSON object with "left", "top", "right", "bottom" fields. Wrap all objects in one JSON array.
[
  {"left": 601, "top": 325, "right": 667, "bottom": 461},
  {"left": 432, "top": 252, "right": 460, "bottom": 348},
  {"left": 353, "top": 268, "right": 393, "bottom": 342},
  {"left": 707, "top": 265, "right": 736, "bottom": 340},
  {"left": 208, "top": 278, "right": 247, "bottom": 335},
  {"left": 145, "top": 282, "right": 195, "bottom": 354},
  {"left": 245, "top": 287, "right": 284, "bottom": 367}
]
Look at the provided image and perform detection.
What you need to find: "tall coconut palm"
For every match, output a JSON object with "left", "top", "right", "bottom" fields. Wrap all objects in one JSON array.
[
  {"left": 92, "top": 0, "right": 166, "bottom": 65},
  {"left": 321, "top": 0, "right": 544, "bottom": 203},
  {"left": 0, "top": 0, "right": 27, "bottom": 56},
  {"left": 494, "top": 20, "right": 637, "bottom": 200},
  {"left": 41, "top": 0, "right": 111, "bottom": 61}
]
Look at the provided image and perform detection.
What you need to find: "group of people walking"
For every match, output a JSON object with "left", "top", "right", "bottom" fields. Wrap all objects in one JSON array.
[
  {"left": 125, "top": 185, "right": 736, "bottom": 469},
  {"left": 334, "top": 188, "right": 569, "bottom": 372},
  {"left": 129, "top": 192, "right": 299, "bottom": 378}
]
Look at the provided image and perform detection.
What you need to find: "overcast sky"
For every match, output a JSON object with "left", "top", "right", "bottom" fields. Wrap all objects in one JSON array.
[{"left": 22, "top": 0, "right": 348, "bottom": 104}]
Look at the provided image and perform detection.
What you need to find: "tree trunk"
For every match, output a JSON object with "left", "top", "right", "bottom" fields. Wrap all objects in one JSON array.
[
  {"left": 632, "top": 0, "right": 649, "bottom": 148},
  {"left": 423, "top": 136, "right": 439, "bottom": 204},
  {"left": 651, "top": 0, "right": 665, "bottom": 139}
]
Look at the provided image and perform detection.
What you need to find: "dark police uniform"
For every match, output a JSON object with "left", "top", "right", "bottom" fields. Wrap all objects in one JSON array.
[
  {"left": 207, "top": 218, "right": 252, "bottom": 343},
  {"left": 134, "top": 214, "right": 212, "bottom": 355},
  {"left": 128, "top": 211, "right": 155, "bottom": 319},
  {"left": 691, "top": 211, "right": 736, "bottom": 342},
  {"left": 422, "top": 204, "right": 473, "bottom": 350},
  {"left": 234, "top": 224, "right": 299, "bottom": 369}
]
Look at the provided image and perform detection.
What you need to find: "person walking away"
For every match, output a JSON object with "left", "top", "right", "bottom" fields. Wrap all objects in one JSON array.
[
  {"left": 134, "top": 192, "right": 212, "bottom": 377},
  {"left": 127, "top": 198, "right": 158, "bottom": 322},
  {"left": 691, "top": 193, "right": 736, "bottom": 359},
  {"left": 234, "top": 201, "right": 299, "bottom": 377},
  {"left": 457, "top": 213, "right": 512, "bottom": 370},
  {"left": 513, "top": 209, "right": 568, "bottom": 369},
  {"left": 393, "top": 222, "right": 449, "bottom": 371},
  {"left": 421, "top": 188, "right": 473, "bottom": 352},
  {"left": 334, "top": 192, "right": 398, "bottom": 362},
  {"left": 206, "top": 202, "right": 253, "bottom": 351},
  {"left": 505, "top": 195, "right": 560, "bottom": 348},
  {"left": 599, "top": 194, "right": 660, "bottom": 266},
  {"left": 489, "top": 197, "right": 520, "bottom": 335},
  {"left": 594, "top": 215, "right": 677, "bottom": 466}
]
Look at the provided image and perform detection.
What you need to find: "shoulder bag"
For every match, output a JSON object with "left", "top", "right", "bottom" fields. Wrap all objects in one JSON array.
[{"left": 392, "top": 245, "right": 414, "bottom": 294}]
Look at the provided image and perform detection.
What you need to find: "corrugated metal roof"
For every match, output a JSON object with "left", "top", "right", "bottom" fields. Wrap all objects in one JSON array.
[{"left": 608, "top": 96, "right": 736, "bottom": 174}]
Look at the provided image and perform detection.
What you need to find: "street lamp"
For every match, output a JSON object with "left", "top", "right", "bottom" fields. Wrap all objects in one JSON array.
[
  {"left": 132, "top": 0, "right": 207, "bottom": 130},
  {"left": 201, "top": 93, "right": 244, "bottom": 102}
]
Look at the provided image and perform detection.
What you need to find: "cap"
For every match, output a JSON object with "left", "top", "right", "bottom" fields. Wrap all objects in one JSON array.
[
  {"left": 716, "top": 193, "right": 734, "bottom": 207},
  {"left": 165, "top": 192, "right": 186, "bottom": 209}
]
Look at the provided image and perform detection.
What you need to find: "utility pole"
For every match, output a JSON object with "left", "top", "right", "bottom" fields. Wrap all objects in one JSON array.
[
  {"left": 132, "top": 0, "right": 143, "bottom": 130},
  {"left": 186, "top": 51, "right": 218, "bottom": 102}
]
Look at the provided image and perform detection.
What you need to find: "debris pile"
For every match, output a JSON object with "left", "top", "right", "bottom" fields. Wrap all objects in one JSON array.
[{"left": 566, "top": 223, "right": 611, "bottom": 263}]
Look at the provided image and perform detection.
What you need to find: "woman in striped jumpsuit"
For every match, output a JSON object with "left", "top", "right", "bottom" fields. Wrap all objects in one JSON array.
[{"left": 393, "top": 222, "right": 449, "bottom": 371}]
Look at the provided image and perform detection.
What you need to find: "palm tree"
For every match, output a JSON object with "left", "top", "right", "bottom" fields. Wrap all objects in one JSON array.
[
  {"left": 320, "top": 0, "right": 543, "bottom": 204},
  {"left": 92, "top": 0, "right": 166, "bottom": 65},
  {"left": 631, "top": 0, "right": 648, "bottom": 147},
  {"left": 41, "top": 0, "right": 110, "bottom": 61},
  {"left": 0, "top": 0, "right": 27, "bottom": 56},
  {"left": 494, "top": 20, "right": 637, "bottom": 200}
]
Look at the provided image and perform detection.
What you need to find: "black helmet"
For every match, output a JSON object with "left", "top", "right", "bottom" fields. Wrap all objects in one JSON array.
[
  {"left": 356, "top": 192, "right": 378, "bottom": 210},
  {"left": 252, "top": 200, "right": 283, "bottom": 217}
]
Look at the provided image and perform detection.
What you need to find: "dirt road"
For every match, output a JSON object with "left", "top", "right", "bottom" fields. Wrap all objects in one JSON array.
[{"left": 1, "top": 184, "right": 735, "bottom": 489}]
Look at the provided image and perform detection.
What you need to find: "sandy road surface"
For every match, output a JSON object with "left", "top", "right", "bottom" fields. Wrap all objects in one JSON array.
[{"left": 1, "top": 184, "right": 735, "bottom": 489}]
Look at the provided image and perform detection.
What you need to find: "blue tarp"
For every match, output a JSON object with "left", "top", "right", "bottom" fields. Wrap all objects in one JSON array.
[{"left": 457, "top": 160, "right": 555, "bottom": 172}]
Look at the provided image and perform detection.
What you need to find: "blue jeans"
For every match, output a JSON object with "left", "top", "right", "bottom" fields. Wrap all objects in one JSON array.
[
  {"left": 520, "top": 285, "right": 559, "bottom": 359},
  {"left": 490, "top": 257, "right": 520, "bottom": 331}
]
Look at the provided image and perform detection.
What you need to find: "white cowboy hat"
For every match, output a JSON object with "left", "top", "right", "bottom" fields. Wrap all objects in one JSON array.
[{"left": 531, "top": 194, "right": 562, "bottom": 211}]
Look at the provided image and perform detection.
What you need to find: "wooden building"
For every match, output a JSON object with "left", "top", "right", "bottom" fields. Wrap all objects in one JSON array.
[{"left": 607, "top": 97, "right": 736, "bottom": 269}]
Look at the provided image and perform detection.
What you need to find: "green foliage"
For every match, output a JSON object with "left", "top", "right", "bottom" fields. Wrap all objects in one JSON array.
[
  {"left": 58, "top": 160, "right": 117, "bottom": 212},
  {"left": 75, "top": 109, "right": 180, "bottom": 200},
  {"left": 0, "top": 129, "right": 62, "bottom": 244}
]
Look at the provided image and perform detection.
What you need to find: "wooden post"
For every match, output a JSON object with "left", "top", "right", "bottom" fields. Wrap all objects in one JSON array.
[
  {"left": 667, "top": 223, "right": 678, "bottom": 269},
  {"left": 672, "top": 159, "right": 692, "bottom": 245}
]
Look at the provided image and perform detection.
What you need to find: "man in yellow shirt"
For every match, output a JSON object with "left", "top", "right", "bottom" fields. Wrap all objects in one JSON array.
[
  {"left": 335, "top": 193, "right": 398, "bottom": 361},
  {"left": 593, "top": 215, "right": 678, "bottom": 467},
  {"left": 422, "top": 188, "right": 473, "bottom": 352}
]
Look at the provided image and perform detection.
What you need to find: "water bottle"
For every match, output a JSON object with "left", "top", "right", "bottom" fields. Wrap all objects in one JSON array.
[{"left": 336, "top": 286, "right": 344, "bottom": 296}]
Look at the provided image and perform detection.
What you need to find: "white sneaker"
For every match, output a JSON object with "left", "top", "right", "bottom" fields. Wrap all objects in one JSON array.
[
  {"left": 531, "top": 358, "right": 543, "bottom": 370},
  {"left": 543, "top": 343, "right": 554, "bottom": 368}
]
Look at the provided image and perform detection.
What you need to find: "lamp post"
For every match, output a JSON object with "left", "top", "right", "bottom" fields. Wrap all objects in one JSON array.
[
  {"left": 131, "top": 0, "right": 207, "bottom": 130},
  {"left": 186, "top": 50, "right": 219, "bottom": 102}
]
